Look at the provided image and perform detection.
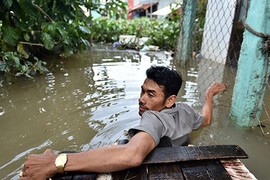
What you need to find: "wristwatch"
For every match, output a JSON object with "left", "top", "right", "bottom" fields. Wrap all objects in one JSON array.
[{"left": 55, "top": 153, "right": 68, "bottom": 173}]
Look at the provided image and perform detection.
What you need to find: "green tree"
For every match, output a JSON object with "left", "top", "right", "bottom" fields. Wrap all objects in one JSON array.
[{"left": 0, "top": 0, "right": 126, "bottom": 77}]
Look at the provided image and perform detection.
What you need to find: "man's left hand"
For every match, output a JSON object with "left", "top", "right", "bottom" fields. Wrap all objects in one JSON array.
[{"left": 19, "top": 149, "right": 57, "bottom": 179}]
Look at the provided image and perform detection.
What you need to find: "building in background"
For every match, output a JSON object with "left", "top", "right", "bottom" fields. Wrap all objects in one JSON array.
[
  {"left": 128, "top": 0, "right": 158, "bottom": 19},
  {"left": 127, "top": 0, "right": 182, "bottom": 19}
]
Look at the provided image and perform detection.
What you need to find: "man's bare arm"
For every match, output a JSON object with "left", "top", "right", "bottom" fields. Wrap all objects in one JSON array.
[
  {"left": 201, "top": 82, "right": 227, "bottom": 126},
  {"left": 20, "top": 131, "right": 156, "bottom": 179},
  {"left": 66, "top": 131, "right": 156, "bottom": 172}
]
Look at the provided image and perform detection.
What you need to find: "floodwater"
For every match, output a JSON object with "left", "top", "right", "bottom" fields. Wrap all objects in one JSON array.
[{"left": 0, "top": 47, "right": 269, "bottom": 179}]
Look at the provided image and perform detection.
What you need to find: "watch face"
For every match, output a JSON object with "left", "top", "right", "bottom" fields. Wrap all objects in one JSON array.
[{"left": 55, "top": 154, "right": 67, "bottom": 173}]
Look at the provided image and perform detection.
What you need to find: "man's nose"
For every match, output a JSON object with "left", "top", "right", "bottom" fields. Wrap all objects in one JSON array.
[{"left": 139, "top": 94, "right": 145, "bottom": 104}]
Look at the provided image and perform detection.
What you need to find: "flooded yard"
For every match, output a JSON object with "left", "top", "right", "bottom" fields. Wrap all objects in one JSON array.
[{"left": 0, "top": 47, "right": 269, "bottom": 179}]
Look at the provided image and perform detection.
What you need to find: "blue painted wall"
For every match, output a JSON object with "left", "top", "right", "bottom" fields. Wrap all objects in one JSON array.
[{"left": 230, "top": 0, "right": 270, "bottom": 126}]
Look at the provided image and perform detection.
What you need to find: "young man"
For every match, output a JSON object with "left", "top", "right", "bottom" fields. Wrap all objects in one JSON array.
[{"left": 20, "top": 66, "right": 227, "bottom": 179}]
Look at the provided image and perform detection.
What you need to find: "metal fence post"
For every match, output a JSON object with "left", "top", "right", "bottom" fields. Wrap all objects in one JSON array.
[
  {"left": 230, "top": 0, "right": 270, "bottom": 126},
  {"left": 174, "top": 0, "right": 197, "bottom": 64}
]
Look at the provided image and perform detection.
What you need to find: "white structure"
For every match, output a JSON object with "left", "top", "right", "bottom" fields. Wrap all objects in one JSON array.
[
  {"left": 152, "top": 2, "right": 181, "bottom": 17},
  {"left": 119, "top": 35, "right": 149, "bottom": 46},
  {"left": 197, "top": 0, "right": 238, "bottom": 100},
  {"left": 200, "top": 0, "right": 237, "bottom": 64},
  {"left": 130, "top": 0, "right": 182, "bottom": 19}
]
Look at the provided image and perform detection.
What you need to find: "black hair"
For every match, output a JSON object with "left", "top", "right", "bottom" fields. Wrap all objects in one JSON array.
[{"left": 146, "top": 65, "right": 182, "bottom": 100}]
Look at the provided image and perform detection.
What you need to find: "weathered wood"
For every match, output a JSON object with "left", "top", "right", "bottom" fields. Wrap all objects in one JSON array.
[
  {"left": 140, "top": 163, "right": 184, "bottom": 180},
  {"left": 180, "top": 160, "right": 231, "bottom": 180},
  {"left": 143, "top": 145, "right": 248, "bottom": 164},
  {"left": 51, "top": 172, "right": 96, "bottom": 180},
  {"left": 114, "top": 160, "right": 232, "bottom": 180},
  {"left": 112, "top": 167, "right": 141, "bottom": 180}
]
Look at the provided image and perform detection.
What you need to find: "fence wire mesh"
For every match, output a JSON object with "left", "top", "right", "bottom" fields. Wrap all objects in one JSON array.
[{"left": 180, "top": 0, "right": 270, "bottom": 134}]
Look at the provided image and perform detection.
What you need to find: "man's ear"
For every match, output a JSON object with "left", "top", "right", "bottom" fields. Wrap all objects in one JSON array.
[{"left": 165, "top": 95, "right": 177, "bottom": 108}]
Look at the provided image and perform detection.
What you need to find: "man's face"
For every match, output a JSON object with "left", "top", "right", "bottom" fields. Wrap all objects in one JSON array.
[{"left": 138, "top": 78, "right": 166, "bottom": 115}]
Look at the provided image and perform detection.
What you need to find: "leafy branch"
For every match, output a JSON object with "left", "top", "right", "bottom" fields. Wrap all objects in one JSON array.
[{"left": 33, "top": 3, "right": 55, "bottom": 23}]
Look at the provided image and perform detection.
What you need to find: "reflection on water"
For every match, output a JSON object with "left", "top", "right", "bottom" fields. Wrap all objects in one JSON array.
[{"left": 0, "top": 48, "right": 269, "bottom": 180}]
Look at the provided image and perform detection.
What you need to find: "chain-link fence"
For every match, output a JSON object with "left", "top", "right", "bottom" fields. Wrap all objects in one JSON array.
[{"left": 181, "top": 0, "right": 270, "bottom": 133}]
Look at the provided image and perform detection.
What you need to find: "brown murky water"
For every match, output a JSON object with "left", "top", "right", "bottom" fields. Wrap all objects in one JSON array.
[{"left": 0, "top": 47, "right": 269, "bottom": 179}]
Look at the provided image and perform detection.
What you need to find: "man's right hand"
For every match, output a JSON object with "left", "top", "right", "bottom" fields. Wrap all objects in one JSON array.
[{"left": 206, "top": 82, "right": 227, "bottom": 97}]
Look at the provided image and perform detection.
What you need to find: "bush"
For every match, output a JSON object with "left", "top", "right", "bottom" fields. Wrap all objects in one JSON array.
[
  {"left": 0, "top": 0, "right": 127, "bottom": 78},
  {"left": 0, "top": 0, "right": 93, "bottom": 77},
  {"left": 92, "top": 17, "right": 180, "bottom": 50}
]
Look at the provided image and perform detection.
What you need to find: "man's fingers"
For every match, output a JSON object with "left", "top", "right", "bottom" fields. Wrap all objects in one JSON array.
[
  {"left": 19, "top": 169, "right": 28, "bottom": 179},
  {"left": 208, "top": 82, "right": 228, "bottom": 96},
  {"left": 19, "top": 170, "right": 24, "bottom": 178},
  {"left": 21, "top": 163, "right": 28, "bottom": 173}
]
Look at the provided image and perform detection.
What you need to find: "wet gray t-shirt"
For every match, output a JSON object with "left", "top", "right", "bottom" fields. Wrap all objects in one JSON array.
[{"left": 128, "top": 102, "right": 204, "bottom": 146}]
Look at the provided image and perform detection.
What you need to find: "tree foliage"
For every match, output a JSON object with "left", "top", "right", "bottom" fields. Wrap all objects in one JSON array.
[
  {"left": 0, "top": 0, "right": 126, "bottom": 77},
  {"left": 0, "top": 0, "right": 184, "bottom": 77},
  {"left": 91, "top": 17, "right": 180, "bottom": 51}
]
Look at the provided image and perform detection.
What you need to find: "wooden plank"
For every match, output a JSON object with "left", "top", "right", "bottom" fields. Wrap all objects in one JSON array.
[
  {"left": 143, "top": 145, "right": 248, "bottom": 165},
  {"left": 140, "top": 163, "right": 184, "bottom": 180},
  {"left": 113, "top": 160, "right": 232, "bottom": 180},
  {"left": 180, "top": 160, "right": 232, "bottom": 180},
  {"left": 52, "top": 145, "right": 247, "bottom": 179},
  {"left": 112, "top": 167, "right": 141, "bottom": 180},
  {"left": 52, "top": 172, "right": 97, "bottom": 180}
]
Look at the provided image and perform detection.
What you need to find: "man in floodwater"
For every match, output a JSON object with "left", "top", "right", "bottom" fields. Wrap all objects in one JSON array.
[{"left": 20, "top": 65, "right": 227, "bottom": 179}]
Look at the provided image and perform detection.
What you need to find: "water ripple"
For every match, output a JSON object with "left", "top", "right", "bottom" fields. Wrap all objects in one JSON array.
[{"left": 0, "top": 107, "right": 5, "bottom": 116}]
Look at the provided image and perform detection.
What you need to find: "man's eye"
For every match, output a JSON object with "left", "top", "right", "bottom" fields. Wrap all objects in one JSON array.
[{"left": 148, "top": 93, "right": 155, "bottom": 97}]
